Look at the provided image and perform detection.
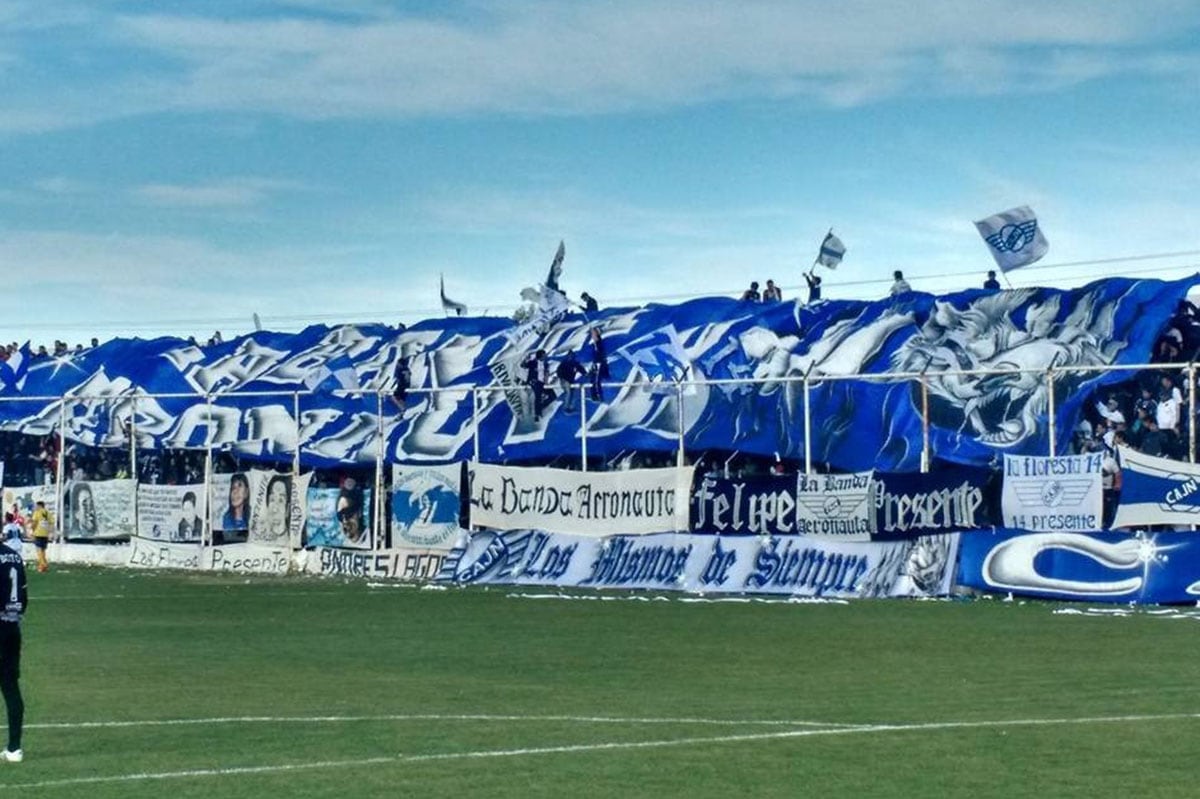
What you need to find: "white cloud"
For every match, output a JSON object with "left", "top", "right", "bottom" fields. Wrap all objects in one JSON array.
[
  {"left": 132, "top": 177, "right": 302, "bottom": 208},
  {"left": 0, "top": 0, "right": 1194, "bottom": 132}
]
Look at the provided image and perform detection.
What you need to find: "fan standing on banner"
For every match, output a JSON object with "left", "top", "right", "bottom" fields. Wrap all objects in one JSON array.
[{"left": 0, "top": 534, "right": 27, "bottom": 763}]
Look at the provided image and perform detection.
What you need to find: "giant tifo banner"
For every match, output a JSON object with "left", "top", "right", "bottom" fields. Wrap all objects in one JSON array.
[
  {"left": 468, "top": 464, "right": 692, "bottom": 536},
  {"left": 0, "top": 277, "right": 1191, "bottom": 472},
  {"left": 694, "top": 469, "right": 995, "bottom": 541},
  {"left": 136, "top": 483, "right": 207, "bottom": 542},
  {"left": 436, "top": 530, "right": 959, "bottom": 599},
  {"left": 391, "top": 463, "right": 464, "bottom": 550},
  {"left": 62, "top": 479, "right": 136, "bottom": 540},
  {"left": 1002, "top": 454, "right": 1103, "bottom": 532},
  {"left": 1112, "top": 446, "right": 1200, "bottom": 528},
  {"left": 958, "top": 528, "right": 1200, "bottom": 604}
]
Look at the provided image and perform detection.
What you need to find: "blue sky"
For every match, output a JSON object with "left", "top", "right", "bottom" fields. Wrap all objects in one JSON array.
[{"left": 1, "top": 0, "right": 1197, "bottom": 345}]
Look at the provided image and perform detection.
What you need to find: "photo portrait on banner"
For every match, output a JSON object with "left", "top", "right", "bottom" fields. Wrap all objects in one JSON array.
[
  {"left": 305, "top": 482, "right": 372, "bottom": 550},
  {"left": 248, "top": 469, "right": 311, "bottom": 547},
  {"left": 65, "top": 478, "right": 136, "bottom": 540},
  {"left": 210, "top": 472, "right": 251, "bottom": 544},
  {"left": 136, "top": 483, "right": 207, "bottom": 542}
]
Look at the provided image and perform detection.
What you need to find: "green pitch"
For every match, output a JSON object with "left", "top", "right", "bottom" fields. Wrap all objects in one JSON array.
[{"left": 3, "top": 566, "right": 1198, "bottom": 798}]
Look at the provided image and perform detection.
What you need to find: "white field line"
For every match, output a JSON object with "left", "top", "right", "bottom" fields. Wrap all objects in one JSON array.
[
  {"left": 28, "top": 713, "right": 864, "bottom": 730},
  {"left": 8, "top": 712, "right": 1200, "bottom": 790}
]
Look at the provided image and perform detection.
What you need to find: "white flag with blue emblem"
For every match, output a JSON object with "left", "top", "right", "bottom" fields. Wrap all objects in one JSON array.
[
  {"left": 815, "top": 231, "right": 846, "bottom": 269},
  {"left": 974, "top": 205, "right": 1049, "bottom": 272},
  {"left": 545, "top": 240, "right": 565, "bottom": 291}
]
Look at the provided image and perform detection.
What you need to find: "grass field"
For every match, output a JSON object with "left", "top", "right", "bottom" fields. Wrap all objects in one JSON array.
[{"left": 2, "top": 566, "right": 1198, "bottom": 797}]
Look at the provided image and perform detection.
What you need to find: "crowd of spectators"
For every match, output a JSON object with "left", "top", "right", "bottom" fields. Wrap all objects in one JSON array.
[{"left": 1075, "top": 301, "right": 1200, "bottom": 472}]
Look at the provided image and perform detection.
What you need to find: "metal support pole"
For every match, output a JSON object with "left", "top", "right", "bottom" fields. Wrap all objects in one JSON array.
[
  {"left": 375, "top": 390, "right": 385, "bottom": 550},
  {"left": 55, "top": 398, "right": 66, "bottom": 542},
  {"left": 291, "top": 392, "right": 301, "bottom": 563},
  {"left": 803, "top": 374, "right": 812, "bottom": 475},
  {"left": 471, "top": 387, "right": 481, "bottom": 463},
  {"left": 1047, "top": 368, "right": 1057, "bottom": 457},
  {"left": 203, "top": 395, "right": 214, "bottom": 561},
  {"left": 675, "top": 381, "right": 685, "bottom": 468},
  {"left": 580, "top": 385, "right": 588, "bottom": 471},
  {"left": 129, "top": 395, "right": 138, "bottom": 480},
  {"left": 1190, "top": 363, "right": 1196, "bottom": 464},
  {"left": 920, "top": 371, "right": 931, "bottom": 473}
]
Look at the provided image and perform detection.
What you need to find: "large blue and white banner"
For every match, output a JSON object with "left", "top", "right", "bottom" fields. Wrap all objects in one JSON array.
[
  {"left": 0, "top": 276, "right": 1192, "bottom": 472},
  {"left": 1112, "top": 446, "right": 1200, "bottom": 528},
  {"left": 437, "top": 530, "right": 959, "bottom": 598},
  {"left": 1002, "top": 454, "right": 1103, "bottom": 532},
  {"left": 468, "top": 463, "right": 692, "bottom": 536},
  {"left": 958, "top": 528, "right": 1200, "bottom": 604}
]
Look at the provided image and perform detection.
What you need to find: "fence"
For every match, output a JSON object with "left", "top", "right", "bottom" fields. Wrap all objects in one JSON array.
[{"left": 2, "top": 358, "right": 1193, "bottom": 547}]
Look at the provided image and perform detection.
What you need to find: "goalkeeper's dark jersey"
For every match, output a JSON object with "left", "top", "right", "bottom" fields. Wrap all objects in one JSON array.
[{"left": 0, "top": 543, "right": 27, "bottom": 624}]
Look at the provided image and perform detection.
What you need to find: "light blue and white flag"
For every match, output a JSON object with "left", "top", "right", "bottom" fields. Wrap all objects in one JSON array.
[
  {"left": 0, "top": 342, "right": 31, "bottom": 394},
  {"left": 974, "top": 205, "right": 1049, "bottom": 272},
  {"left": 1112, "top": 446, "right": 1200, "bottom": 528},
  {"left": 815, "top": 231, "right": 846, "bottom": 269}
]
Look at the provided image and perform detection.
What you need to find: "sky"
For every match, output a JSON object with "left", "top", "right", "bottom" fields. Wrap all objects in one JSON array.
[{"left": 0, "top": 0, "right": 1198, "bottom": 346}]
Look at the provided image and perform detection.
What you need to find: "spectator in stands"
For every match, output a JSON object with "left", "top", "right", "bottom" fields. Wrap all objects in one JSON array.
[
  {"left": 33, "top": 346, "right": 47, "bottom": 360},
  {"left": 1157, "top": 374, "right": 1183, "bottom": 438},
  {"left": 1139, "top": 417, "right": 1168, "bottom": 457},
  {"left": 390, "top": 356, "right": 411, "bottom": 412},
  {"left": 740, "top": 282, "right": 761, "bottom": 302},
  {"left": 804, "top": 272, "right": 822, "bottom": 303},
  {"left": 521, "top": 349, "right": 553, "bottom": 419},
  {"left": 586, "top": 328, "right": 610, "bottom": 403},
  {"left": 889, "top": 270, "right": 911, "bottom": 296},
  {"left": 1102, "top": 436, "right": 1123, "bottom": 528},
  {"left": 555, "top": 351, "right": 587, "bottom": 412},
  {"left": 983, "top": 271, "right": 1001, "bottom": 290},
  {"left": 90, "top": 337, "right": 99, "bottom": 348},
  {"left": 762, "top": 280, "right": 782, "bottom": 303},
  {"left": 580, "top": 292, "right": 599, "bottom": 313}
]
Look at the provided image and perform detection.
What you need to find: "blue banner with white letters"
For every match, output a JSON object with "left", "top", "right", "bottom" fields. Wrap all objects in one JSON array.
[
  {"left": 0, "top": 275, "right": 1193, "bottom": 471},
  {"left": 957, "top": 528, "right": 1200, "bottom": 604}
]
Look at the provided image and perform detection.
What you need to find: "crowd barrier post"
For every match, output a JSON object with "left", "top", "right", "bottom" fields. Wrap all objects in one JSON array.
[
  {"left": 1047, "top": 366, "right": 1058, "bottom": 457},
  {"left": 375, "top": 390, "right": 385, "bottom": 551},
  {"left": 675, "top": 380, "right": 685, "bottom": 468},
  {"left": 580, "top": 385, "right": 588, "bottom": 472},
  {"left": 919, "top": 370, "right": 931, "bottom": 473},
  {"left": 55, "top": 397, "right": 66, "bottom": 541}
]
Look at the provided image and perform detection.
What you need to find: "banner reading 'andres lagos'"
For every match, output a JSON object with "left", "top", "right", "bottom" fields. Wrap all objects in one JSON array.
[{"left": 468, "top": 463, "right": 693, "bottom": 536}]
